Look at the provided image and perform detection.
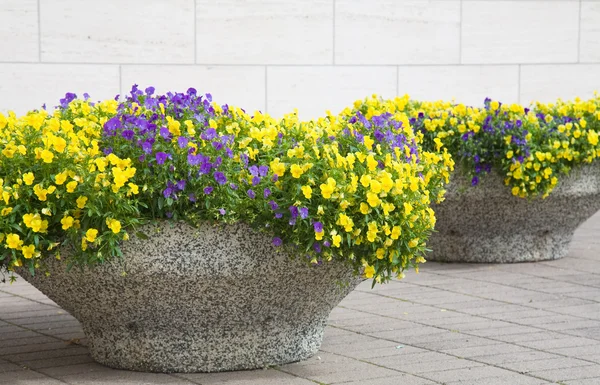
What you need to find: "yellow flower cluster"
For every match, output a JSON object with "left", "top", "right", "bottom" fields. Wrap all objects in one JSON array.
[
  {"left": 346, "top": 93, "right": 600, "bottom": 199},
  {"left": 0, "top": 99, "right": 132, "bottom": 271}
]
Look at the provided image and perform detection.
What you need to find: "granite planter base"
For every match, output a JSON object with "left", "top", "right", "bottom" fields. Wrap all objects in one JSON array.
[
  {"left": 427, "top": 163, "right": 600, "bottom": 263},
  {"left": 18, "top": 221, "right": 362, "bottom": 373}
]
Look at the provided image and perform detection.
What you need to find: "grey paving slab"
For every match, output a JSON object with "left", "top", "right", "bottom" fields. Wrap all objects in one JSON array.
[
  {"left": 0, "top": 358, "right": 24, "bottom": 373},
  {"left": 2, "top": 211, "right": 600, "bottom": 384},
  {"left": 0, "top": 369, "right": 65, "bottom": 385},
  {"left": 61, "top": 371, "right": 199, "bottom": 385},
  {"left": 180, "top": 369, "right": 320, "bottom": 384},
  {"left": 499, "top": 357, "right": 593, "bottom": 374},
  {"left": 530, "top": 364, "right": 600, "bottom": 382}
]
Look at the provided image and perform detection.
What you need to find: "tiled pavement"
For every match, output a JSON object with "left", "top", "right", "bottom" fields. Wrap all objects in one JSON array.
[{"left": 2, "top": 213, "right": 600, "bottom": 385}]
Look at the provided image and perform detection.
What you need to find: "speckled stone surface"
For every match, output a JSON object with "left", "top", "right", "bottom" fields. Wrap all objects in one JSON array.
[
  {"left": 18, "top": 221, "right": 362, "bottom": 373},
  {"left": 428, "top": 163, "right": 600, "bottom": 263}
]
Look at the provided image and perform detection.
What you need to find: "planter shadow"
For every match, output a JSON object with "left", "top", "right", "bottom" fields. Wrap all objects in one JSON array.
[
  {"left": 427, "top": 163, "right": 600, "bottom": 263},
  {"left": 18, "top": 221, "right": 362, "bottom": 373}
]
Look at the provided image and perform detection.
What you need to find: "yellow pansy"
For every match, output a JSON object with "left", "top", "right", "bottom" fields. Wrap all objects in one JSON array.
[
  {"left": 369, "top": 180, "right": 382, "bottom": 194},
  {"left": 332, "top": 234, "right": 342, "bottom": 247},
  {"left": 6, "top": 233, "right": 22, "bottom": 249},
  {"left": 40, "top": 149, "right": 54, "bottom": 163},
  {"left": 270, "top": 158, "right": 286, "bottom": 177},
  {"left": 106, "top": 218, "right": 121, "bottom": 234},
  {"left": 85, "top": 228, "right": 99, "bottom": 243},
  {"left": 360, "top": 175, "right": 371, "bottom": 188},
  {"left": 366, "top": 155, "right": 378, "bottom": 171},
  {"left": 66, "top": 181, "right": 78, "bottom": 193},
  {"left": 319, "top": 178, "right": 336, "bottom": 199},
  {"left": 23, "top": 172, "right": 34, "bottom": 185},
  {"left": 61, "top": 216, "right": 75, "bottom": 230},
  {"left": 76, "top": 196, "right": 88, "bottom": 209},
  {"left": 55, "top": 171, "right": 68, "bottom": 185},
  {"left": 301, "top": 185, "right": 312, "bottom": 199},
  {"left": 364, "top": 264, "right": 375, "bottom": 279},
  {"left": 22, "top": 245, "right": 37, "bottom": 259},
  {"left": 366, "top": 192, "right": 381, "bottom": 207},
  {"left": 290, "top": 164, "right": 304, "bottom": 178},
  {"left": 360, "top": 202, "right": 370, "bottom": 214},
  {"left": 128, "top": 183, "right": 139, "bottom": 195}
]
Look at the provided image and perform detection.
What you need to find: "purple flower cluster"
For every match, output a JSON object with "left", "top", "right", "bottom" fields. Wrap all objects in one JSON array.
[{"left": 347, "top": 111, "right": 420, "bottom": 163}]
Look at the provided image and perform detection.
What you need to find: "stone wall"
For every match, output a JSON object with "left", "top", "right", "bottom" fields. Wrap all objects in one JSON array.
[{"left": 1, "top": 0, "right": 599, "bottom": 118}]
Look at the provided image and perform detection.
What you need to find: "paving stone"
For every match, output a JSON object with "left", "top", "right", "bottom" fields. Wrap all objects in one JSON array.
[
  {"left": 0, "top": 369, "right": 66, "bottom": 385},
  {"left": 7, "top": 346, "right": 89, "bottom": 362},
  {"left": 8, "top": 314, "right": 77, "bottom": 327},
  {"left": 499, "top": 357, "right": 593, "bottom": 373},
  {"left": 333, "top": 318, "right": 419, "bottom": 334},
  {"left": 515, "top": 314, "right": 586, "bottom": 326},
  {"left": 0, "top": 358, "right": 25, "bottom": 372},
  {"left": 466, "top": 325, "right": 541, "bottom": 338},
  {"left": 443, "top": 343, "right": 532, "bottom": 359},
  {"left": 445, "top": 374, "right": 550, "bottom": 385},
  {"left": 323, "top": 343, "right": 426, "bottom": 360},
  {"left": 334, "top": 374, "right": 437, "bottom": 385},
  {"left": 493, "top": 331, "right": 573, "bottom": 343},
  {"left": 565, "top": 378, "right": 600, "bottom": 385},
  {"left": 321, "top": 339, "right": 420, "bottom": 359},
  {"left": 0, "top": 340, "right": 78, "bottom": 356},
  {"left": 542, "top": 319, "right": 600, "bottom": 331},
  {"left": 0, "top": 329, "right": 40, "bottom": 341},
  {"left": 440, "top": 320, "right": 514, "bottom": 332},
  {"left": 421, "top": 366, "right": 518, "bottom": 383},
  {"left": 517, "top": 336, "right": 599, "bottom": 350},
  {"left": 21, "top": 353, "right": 94, "bottom": 370},
  {"left": 471, "top": 350, "right": 563, "bottom": 365},
  {"left": 181, "top": 368, "right": 319, "bottom": 384},
  {"left": 369, "top": 325, "right": 449, "bottom": 341},
  {"left": 280, "top": 358, "right": 400, "bottom": 384},
  {"left": 420, "top": 336, "right": 498, "bottom": 351},
  {"left": 370, "top": 351, "right": 484, "bottom": 374},
  {"left": 530, "top": 364, "right": 600, "bottom": 382},
  {"left": 565, "top": 327, "right": 600, "bottom": 339},
  {"left": 26, "top": 319, "right": 82, "bottom": 331},
  {"left": 321, "top": 332, "right": 383, "bottom": 348},
  {"left": 61, "top": 370, "right": 199, "bottom": 384}
]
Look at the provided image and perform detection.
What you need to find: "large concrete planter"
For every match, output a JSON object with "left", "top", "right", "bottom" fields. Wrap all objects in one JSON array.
[
  {"left": 427, "top": 163, "right": 600, "bottom": 263},
  {"left": 18, "top": 221, "right": 362, "bottom": 373}
]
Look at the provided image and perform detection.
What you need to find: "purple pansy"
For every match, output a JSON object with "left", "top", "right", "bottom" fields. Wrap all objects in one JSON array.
[
  {"left": 300, "top": 207, "right": 309, "bottom": 219},
  {"left": 313, "top": 221, "right": 323, "bottom": 233},
  {"left": 178, "top": 136, "right": 189, "bottom": 148},
  {"left": 155, "top": 152, "right": 169, "bottom": 165},
  {"left": 214, "top": 171, "right": 227, "bottom": 185}
]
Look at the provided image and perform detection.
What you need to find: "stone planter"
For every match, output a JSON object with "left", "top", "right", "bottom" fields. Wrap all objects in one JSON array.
[
  {"left": 427, "top": 163, "right": 600, "bottom": 263},
  {"left": 18, "top": 221, "right": 362, "bottom": 373}
]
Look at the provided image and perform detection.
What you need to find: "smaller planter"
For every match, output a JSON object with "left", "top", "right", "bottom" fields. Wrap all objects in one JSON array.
[
  {"left": 427, "top": 163, "right": 600, "bottom": 263},
  {"left": 18, "top": 221, "right": 362, "bottom": 373}
]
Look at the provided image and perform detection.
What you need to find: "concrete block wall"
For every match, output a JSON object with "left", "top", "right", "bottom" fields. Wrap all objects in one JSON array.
[{"left": 1, "top": 0, "right": 599, "bottom": 118}]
